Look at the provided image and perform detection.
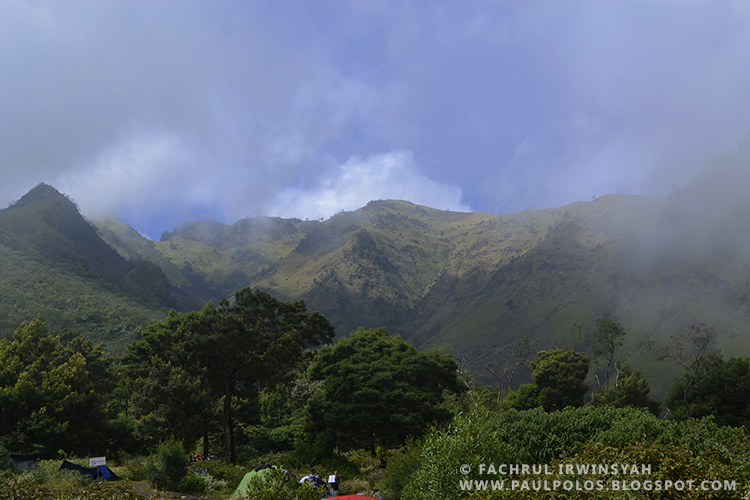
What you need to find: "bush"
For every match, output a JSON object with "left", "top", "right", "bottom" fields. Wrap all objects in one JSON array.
[
  {"left": 379, "top": 443, "right": 423, "bottom": 500},
  {"left": 0, "top": 479, "right": 151, "bottom": 500},
  {"left": 113, "top": 453, "right": 149, "bottom": 481},
  {"left": 0, "top": 459, "right": 148, "bottom": 500},
  {"left": 398, "top": 406, "right": 750, "bottom": 500},
  {"left": 187, "top": 458, "right": 245, "bottom": 485},
  {"left": 233, "top": 467, "right": 320, "bottom": 500},
  {"left": 178, "top": 472, "right": 207, "bottom": 493},
  {"left": 21, "top": 459, "right": 91, "bottom": 491},
  {"left": 0, "top": 443, "right": 14, "bottom": 471},
  {"left": 145, "top": 439, "right": 188, "bottom": 491}
]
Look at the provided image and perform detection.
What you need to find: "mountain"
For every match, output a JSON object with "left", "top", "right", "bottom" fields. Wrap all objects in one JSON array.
[
  {"left": 3, "top": 145, "right": 750, "bottom": 396},
  {"left": 0, "top": 184, "right": 172, "bottom": 349},
  {"left": 85, "top": 144, "right": 750, "bottom": 396}
]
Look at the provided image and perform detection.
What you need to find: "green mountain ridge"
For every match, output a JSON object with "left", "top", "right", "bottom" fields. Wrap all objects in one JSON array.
[
  {"left": 4, "top": 145, "right": 750, "bottom": 398},
  {"left": 91, "top": 186, "right": 749, "bottom": 399},
  {"left": 0, "top": 184, "right": 172, "bottom": 349},
  {"left": 91, "top": 147, "right": 750, "bottom": 396}
]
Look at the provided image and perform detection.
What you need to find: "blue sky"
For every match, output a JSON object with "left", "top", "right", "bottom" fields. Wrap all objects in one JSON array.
[{"left": 2, "top": 1, "right": 750, "bottom": 239}]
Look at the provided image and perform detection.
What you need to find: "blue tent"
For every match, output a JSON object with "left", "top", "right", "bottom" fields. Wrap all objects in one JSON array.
[{"left": 59, "top": 460, "right": 120, "bottom": 481}]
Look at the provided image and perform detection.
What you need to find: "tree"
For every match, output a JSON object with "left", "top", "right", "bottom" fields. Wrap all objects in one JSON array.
[
  {"left": 594, "top": 364, "right": 661, "bottom": 416},
  {"left": 128, "top": 288, "right": 335, "bottom": 464},
  {"left": 0, "top": 318, "right": 111, "bottom": 454},
  {"left": 202, "top": 289, "right": 334, "bottom": 463},
  {"left": 123, "top": 309, "right": 214, "bottom": 452},
  {"left": 485, "top": 335, "right": 535, "bottom": 404},
  {"left": 510, "top": 349, "right": 590, "bottom": 412},
  {"left": 592, "top": 318, "right": 626, "bottom": 390},
  {"left": 666, "top": 353, "right": 750, "bottom": 428},
  {"left": 308, "top": 327, "right": 463, "bottom": 455},
  {"left": 647, "top": 324, "right": 716, "bottom": 418}
]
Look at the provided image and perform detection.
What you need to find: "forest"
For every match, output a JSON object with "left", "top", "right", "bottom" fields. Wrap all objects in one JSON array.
[{"left": 1, "top": 288, "right": 749, "bottom": 499}]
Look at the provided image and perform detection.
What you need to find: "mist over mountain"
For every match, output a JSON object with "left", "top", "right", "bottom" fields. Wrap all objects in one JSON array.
[
  {"left": 0, "top": 184, "right": 172, "bottom": 348},
  {"left": 92, "top": 145, "right": 750, "bottom": 393},
  {"left": 2, "top": 145, "right": 750, "bottom": 395}
]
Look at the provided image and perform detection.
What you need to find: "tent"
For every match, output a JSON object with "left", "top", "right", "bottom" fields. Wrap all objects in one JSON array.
[
  {"left": 232, "top": 466, "right": 276, "bottom": 498},
  {"left": 59, "top": 460, "right": 120, "bottom": 481},
  {"left": 330, "top": 496, "right": 382, "bottom": 500},
  {"left": 11, "top": 453, "right": 44, "bottom": 471}
]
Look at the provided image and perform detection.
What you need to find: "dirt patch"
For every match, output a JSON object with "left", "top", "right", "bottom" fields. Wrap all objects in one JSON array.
[{"left": 130, "top": 480, "right": 206, "bottom": 500}]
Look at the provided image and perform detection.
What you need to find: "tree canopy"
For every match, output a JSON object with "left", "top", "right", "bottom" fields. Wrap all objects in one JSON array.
[
  {"left": 667, "top": 353, "right": 750, "bottom": 428},
  {"left": 592, "top": 318, "right": 626, "bottom": 390},
  {"left": 594, "top": 363, "right": 661, "bottom": 416},
  {"left": 0, "top": 318, "right": 112, "bottom": 455},
  {"left": 124, "top": 288, "right": 335, "bottom": 463},
  {"left": 509, "top": 348, "right": 590, "bottom": 412},
  {"left": 307, "top": 327, "right": 463, "bottom": 454}
]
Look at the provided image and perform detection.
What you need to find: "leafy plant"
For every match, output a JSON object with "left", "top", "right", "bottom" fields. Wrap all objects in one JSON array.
[
  {"left": 145, "top": 439, "right": 188, "bottom": 490},
  {"left": 397, "top": 406, "right": 750, "bottom": 500},
  {"left": 0, "top": 443, "right": 13, "bottom": 472}
]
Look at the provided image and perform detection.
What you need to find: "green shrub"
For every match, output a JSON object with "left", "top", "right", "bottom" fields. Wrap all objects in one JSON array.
[
  {"left": 145, "top": 439, "right": 188, "bottom": 491},
  {"left": 187, "top": 458, "right": 245, "bottom": 485},
  {"left": 178, "top": 472, "right": 207, "bottom": 493},
  {"left": 398, "top": 406, "right": 750, "bottom": 500},
  {"left": 379, "top": 442, "right": 423, "bottom": 500},
  {"left": 21, "top": 459, "right": 91, "bottom": 491},
  {"left": 0, "top": 443, "right": 14, "bottom": 471},
  {"left": 114, "top": 453, "right": 149, "bottom": 480},
  {"left": 0, "top": 463, "right": 147, "bottom": 499},
  {"left": 233, "top": 467, "right": 320, "bottom": 500}
]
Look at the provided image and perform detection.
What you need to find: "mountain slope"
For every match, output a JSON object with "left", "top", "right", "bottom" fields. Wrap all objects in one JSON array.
[
  {"left": 76, "top": 143, "right": 750, "bottom": 394},
  {"left": 0, "top": 184, "right": 172, "bottom": 348}
]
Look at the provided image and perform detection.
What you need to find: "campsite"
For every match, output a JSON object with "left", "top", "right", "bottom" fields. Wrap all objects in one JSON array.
[
  {"left": 2, "top": 289, "right": 750, "bottom": 499},
  {"left": 1, "top": 447, "right": 389, "bottom": 499},
  {"left": 5, "top": 2, "right": 750, "bottom": 498}
]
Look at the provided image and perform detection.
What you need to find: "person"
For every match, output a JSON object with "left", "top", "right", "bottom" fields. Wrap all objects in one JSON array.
[
  {"left": 300, "top": 468, "right": 323, "bottom": 489},
  {"left": 328, "top": 471, "right": 340, "bottom": 496}
]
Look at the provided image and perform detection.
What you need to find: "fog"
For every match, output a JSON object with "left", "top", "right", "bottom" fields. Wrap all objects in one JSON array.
[{"left": 2, "top": 1, "right": 750, "bottom": 239}]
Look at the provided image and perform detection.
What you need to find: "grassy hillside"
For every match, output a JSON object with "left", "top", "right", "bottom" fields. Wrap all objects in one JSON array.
[
  {"left": 91, "top": 176, "right": 750, "bottom": 397},
  {"left": 84, "top": 145, "right": 750, "bottom": 393},
  {"left": 0, "top": 184, "right": 171, "bottom": 349}
]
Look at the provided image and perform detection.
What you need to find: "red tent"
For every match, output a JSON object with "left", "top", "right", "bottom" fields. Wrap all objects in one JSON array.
[{"left": 331, "top": 496, "right": 381, "bottom": 500}]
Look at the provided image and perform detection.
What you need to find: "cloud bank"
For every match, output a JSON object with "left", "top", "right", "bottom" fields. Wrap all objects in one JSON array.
[{"left": 2, "top": 1, "right": 750, "bottom": 238}]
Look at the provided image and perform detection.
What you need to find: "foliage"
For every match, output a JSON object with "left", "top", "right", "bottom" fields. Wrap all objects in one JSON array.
[
  {"left": 0, "top": 318, "right": 114, "bottom": 455},
  {"left": 124, "top": 288, "right": 335, "bottom": 464},
  {"left": 594, "top": 364, "right": 661, "bottom": 416},
  {"left": 0, "top": 458, "right": 154, "bottom": 499},
  {"left": 647, "top": 324, "right": 717, "bottom": 417},
  {"left": 122, "top": 309, "right": 214, "bottom": 450},
  {"left": 308, "top": 327, "right": 464, "bottom": 455},
  {"left": 232, "top": 466, "right": 320, "bottom": 500},
  {"left": 667, "top": 353, "right": 750, "bottom": 428},
  {"left": 178, "top": 463, "right": 231, "bottom": 495},
  {"left": 0, "top": 443, "right": 14, "bottom": 472},
  {"left": 509, "top": 349, "right": 589, "bottom": 412},
  {"left": 484, "top": 335, "right": 535, "bottom": 405},
  {"left": 144, "top": 439, "right": 188, "bottom": 491},
  {"left": 185, "top": 458, "right": 245, "bottom": 487},
  {"left": 378, "top": 441, "right": 424, "bottom": 500},
  {"left": 591, "top": 318, "right": 626, "bottom": 390},
  {"left": 0, "top": 477, "right": 149, "bottom": 500},
  {"left": 396, "top": 406, "right": 750, "bottom": 500},
  {"left": 193, "top": 288, "right": 334, "bottom": 464}
]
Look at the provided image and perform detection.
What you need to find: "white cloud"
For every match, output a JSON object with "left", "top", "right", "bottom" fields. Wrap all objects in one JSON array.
[
  {"left": 56, "top": 133, "right": 190, "bottom": 216},
  {"left": 271, "top": 150, "right": 471, "bottom": 219},
  {"left": 4, "top": 1, "right": 750, "bottom": 235}
]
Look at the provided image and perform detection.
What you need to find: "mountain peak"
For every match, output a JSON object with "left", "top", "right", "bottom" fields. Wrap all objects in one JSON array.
[{"left": 5, "top": 183, "right": 72, "bottom": 211}]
